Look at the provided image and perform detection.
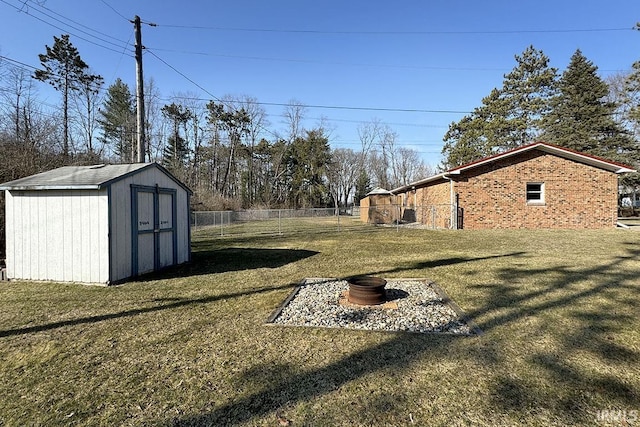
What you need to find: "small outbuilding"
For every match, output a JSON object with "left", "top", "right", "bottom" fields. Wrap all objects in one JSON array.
[
  {"left": 358, "top": 188, "right": 401, "bottom": 224},
  {"left": 0, "top": 163, "right": 192, "bottom": 284}
]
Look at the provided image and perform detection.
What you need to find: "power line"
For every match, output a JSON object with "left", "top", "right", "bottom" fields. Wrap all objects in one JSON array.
[
  {"left": 99, "top": 0, "right": 129, "bottom": 22},
  {"left": 155, "top": 23, "right": 633, "bottom": 36},
  {"left": 29, "top": 0, "right": 130, "bottom": 45},
  {"left": 152, "top": 91, "right": 469, "bottom": 114},
  {"left": 257, "top": 101, "right": 468, "bottom": 114},
  {"left": 291, "top": 116, "right": 449, "bottom": 128},
  {"left": 0, "top": 0, "right": 132, "bottom": 55},
  {"left": 146, "top": 50, "right": 221, "bottom": 103},
  {"left": 0, "top": 54, "right": 108, "bottom": 93},
  {"left": 146, "top": 49, "right": 282, "bottom": 141},
  {"left": 0, "top": 51, "right": 456, "bottom": 129},
  {"left": 147, "top": 46, "right": 508, "bottom": 72}
]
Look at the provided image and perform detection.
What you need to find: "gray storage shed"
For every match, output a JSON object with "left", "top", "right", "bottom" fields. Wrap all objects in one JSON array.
[{"left": 0, "top": 163, "right": 192, "bottom": 284}]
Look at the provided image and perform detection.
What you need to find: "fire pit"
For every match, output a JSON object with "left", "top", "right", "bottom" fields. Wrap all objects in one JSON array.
[{"left": 347, "top": 276, "right": 387, "bottom": 305}]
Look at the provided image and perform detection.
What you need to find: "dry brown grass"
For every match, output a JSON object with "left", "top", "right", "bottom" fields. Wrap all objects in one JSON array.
[{"left": 0, "top": 224, "right": 639, "bottom": 426}]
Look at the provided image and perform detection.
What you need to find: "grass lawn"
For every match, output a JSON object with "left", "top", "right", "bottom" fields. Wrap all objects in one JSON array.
[{"left": 0, "top": 225, "right": 639, "bottom": 426}]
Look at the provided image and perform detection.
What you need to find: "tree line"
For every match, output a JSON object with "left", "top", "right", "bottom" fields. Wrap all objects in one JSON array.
[
  {"left": 0, "top": 34, "right": 432, "bottom": 257},
  {"left": 0, "top": 34, "right": 431, "bottom": 208}
]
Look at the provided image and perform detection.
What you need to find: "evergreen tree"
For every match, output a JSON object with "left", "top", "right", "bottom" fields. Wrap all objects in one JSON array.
[
  {"left": 441, "top": 93, "right": 502, "bottom": 170},
  {"left": 542, "top": 49, "right": 636, "bottom": 164},
  {"left": 354, "top": 170, "right": 372, "bottom": 204},
  {"left": 34, "top": 34, "right": 102, "bottom": 160},
  {"left": 98, "top": 79, "right": 135, "bottom": 162},
  {"left": 620, "top": 60, "right": 640, "bottom": 189},
  {"left": 286, "top": 128, "right": 331, "bottom": 208},
  {"left": 624, "top": 60, "right": 640, "bottom": 138},
  {"left": 161, "top": 102, "right": 192, "bottom": 171},
  {"left": 441, "top": 46, "right": 557, "bottom": 169},
  {"left": 501, "top": 45, "right": 558, "bottom": 146}
]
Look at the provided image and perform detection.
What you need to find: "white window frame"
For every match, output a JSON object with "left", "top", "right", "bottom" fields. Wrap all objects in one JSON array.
[{"left": 526, "top": 182, "right": 545, "bottom": 205}]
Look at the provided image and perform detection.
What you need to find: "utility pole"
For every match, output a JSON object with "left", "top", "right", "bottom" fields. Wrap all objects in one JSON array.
[{"left": 133, "top": 15, "right": 146, "bottom": 163}]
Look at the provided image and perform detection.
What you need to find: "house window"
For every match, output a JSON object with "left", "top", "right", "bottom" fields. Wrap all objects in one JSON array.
[{"left": 526, "top": 182, "right": 544, "bottom": 204}]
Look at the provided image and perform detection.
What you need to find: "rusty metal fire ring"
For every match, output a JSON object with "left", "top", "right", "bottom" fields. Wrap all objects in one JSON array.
[{"left": 347, "top": 276, "right": 387, "bottom": 305}]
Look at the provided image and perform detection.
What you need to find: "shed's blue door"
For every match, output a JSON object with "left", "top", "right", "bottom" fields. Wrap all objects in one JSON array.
[{"left": 131, "top": 185, "right": 178, "bottom": 276}]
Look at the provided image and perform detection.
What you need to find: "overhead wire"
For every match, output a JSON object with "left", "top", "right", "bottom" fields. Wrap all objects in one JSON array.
[
  {"left": 147, "top": 46, "right": 509, "bottom": 72},
  {"left": 0, "top": 0, "right": 132, "bottom": 55},
  {"left": 149, "top": 89, "right": 469, "bottom": 114},
  {"left": 154, "top": 23, "right": 633, "bottom": 35},
  {"left": 147, "top": 50, "right": 450, "bottom": 153},
  {"left": 27, "top": 0, "right": 130, "bottom": 45},
  {"left": 9, "top": 4, "right": 630, "bottom": 159},
  {"left": 0, "top": 54, "right": 109, "bottom": 93},
  {"left": 99, "top": 0, "right": 129, "bottom": 22}
]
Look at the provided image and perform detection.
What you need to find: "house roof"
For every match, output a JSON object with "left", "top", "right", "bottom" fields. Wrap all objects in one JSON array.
[
  {"left": 366, "top": 187, "right": 393, "bottom": 196},
  {"left": 0, "top": 163, "right": 192, "bottom": 194},
  {"left": 391, "top": 142, "right": 637, "bottom": 194}
]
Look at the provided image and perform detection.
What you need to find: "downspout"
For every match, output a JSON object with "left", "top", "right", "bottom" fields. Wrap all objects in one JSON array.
[
  {"left": 442, "top": 174, "right": 457, "bottom": 229},
  {"left": 412, "top": 186, "right": 417, "bottom": 208}
]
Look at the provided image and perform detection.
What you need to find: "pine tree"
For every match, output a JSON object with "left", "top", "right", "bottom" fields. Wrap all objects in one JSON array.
[
  {"left": 286, "top": 129, "right": 331, "bottom": 208},
  {"left": 619, "top": 60, "right": 640, "bottom": 188},
  {"left": 542, "top": 49, "right": 636, "bottom": 164},
  {"left": 441, "top": 46, "right": 557, "bottom": 169},
  {"left": 354, "top": 170, "right": 372, "bottom": 203},
  {"left": 501, "top": 45, "right": 558, "bottom": 147},
  {"left": 161, "top": 103, "right": 192, "bottom": 171},
  {"left": 34, "top": 34, "right": 102, "bottom": 160},
  {"left": 98, "top": 79, "right": 135, "bottom": 162}
]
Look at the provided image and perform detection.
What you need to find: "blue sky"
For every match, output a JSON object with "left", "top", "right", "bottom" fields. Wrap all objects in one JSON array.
[{"left": 1, "top": 0, "right": 639, "bottom": 167}]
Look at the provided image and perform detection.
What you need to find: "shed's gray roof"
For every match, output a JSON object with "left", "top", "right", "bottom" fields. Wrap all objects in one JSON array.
[
  {"left": 0, "top": 163, "right": 191, "bottom": 193},
  {"left": 366, "top": 187, "right": 393, "bottom": 196}
]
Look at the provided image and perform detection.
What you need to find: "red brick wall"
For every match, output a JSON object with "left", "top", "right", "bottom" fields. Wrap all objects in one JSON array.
[
  {"left": 453, "top": 150, "right": 619, "bottom": 229},
  {"left": 414, "top": 182, "right": 452, "bottom": 228}
]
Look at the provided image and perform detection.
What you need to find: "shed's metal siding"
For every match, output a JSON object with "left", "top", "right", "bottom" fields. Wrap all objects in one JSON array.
[
  {"left": 108, "top": 166, "right": 190, "bottom": 282},
  {"left": 5, "top": 189, "right": 109, "bottom": 283}
]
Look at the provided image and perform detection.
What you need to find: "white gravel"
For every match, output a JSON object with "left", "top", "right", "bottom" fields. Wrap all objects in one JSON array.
[{"left": 269, "top": 278, "right": 474, "bottom": 335}]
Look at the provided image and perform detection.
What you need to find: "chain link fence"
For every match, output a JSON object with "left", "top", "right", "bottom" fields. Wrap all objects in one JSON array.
[
  {"left": 192, "top": 204, "right": 457, "bottom": 237},
  {"left": 192, "top": 207, "right": 366, "bottom": 236},
  {"left": 362, "top": 204, "right": 458, "bottom": 229}
]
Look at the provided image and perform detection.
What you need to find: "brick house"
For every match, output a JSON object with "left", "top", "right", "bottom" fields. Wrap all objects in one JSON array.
[{"left": 386, "top": 142, "right": 636, "bottom": 229}]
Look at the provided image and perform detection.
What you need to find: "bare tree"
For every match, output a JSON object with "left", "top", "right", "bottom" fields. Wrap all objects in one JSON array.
[
  {"left": 357, "top": 119, "right": 383, "bottom": 163},
  {"left": 0, "top": 63, "right": 60, "bottom": 174},
  {"left": 282, "top": 99, "right": 307, "bottom": 143},
  {"left": 144, "top": 77, "right": 163, "bottom": 161},
  {"left": 326, "top": 148, "right": 360, "bottom": 208},
  {"left": 72, "top": 70, "right": 104, "bottom": 159},
  {"left": 394, "top": 147, "right": 432, "bottom": 187},
  {"left": 233, "top": 95, "right": 269, "bottom": 206}
]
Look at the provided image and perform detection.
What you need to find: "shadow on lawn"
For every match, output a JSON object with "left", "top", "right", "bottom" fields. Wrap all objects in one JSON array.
[
  {"left": 167, "top": 245, "right": 640, "bottom": 426},
  {"left": 0, "top": 283, "right": 297, "bottom": 338},
  {"left": 138, "top": 247, "right": 319, "bottom": 281},
  {"left": 369, "top": 251, "right": 527, "bottom": 276},
  {"left": 174, "top": 333, "right": 458, "bottom": 426},
  {"left": 473, "top": 243, "right": 640, "bottom": 420}
]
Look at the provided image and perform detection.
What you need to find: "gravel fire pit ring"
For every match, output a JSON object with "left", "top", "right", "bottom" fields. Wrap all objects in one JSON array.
[
  {"left": 347, "top": 275, "right": 387, "bottom": 305},
  {"left": 267, "top": 278, "right": 481, "bottom": 335}
]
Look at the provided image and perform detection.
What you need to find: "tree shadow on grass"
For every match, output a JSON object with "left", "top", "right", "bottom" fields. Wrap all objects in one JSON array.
[
  {"left": 166, "top": 245, "right": 640, "bottom": 426},
  {"left": 138, "top": 247, "right": 319, "bottom": 281},
  {"left": 475, "top": 243, "right": 640, "bottom": 422},
  {"left": 364, "top": 251, "right": 527, "bottom": 277},
  {"left": 171, "top": 333, "right": 459, "bottom": 426},
  {"left": 0, "top": 282, "right": 297, "bottom": 338}
]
